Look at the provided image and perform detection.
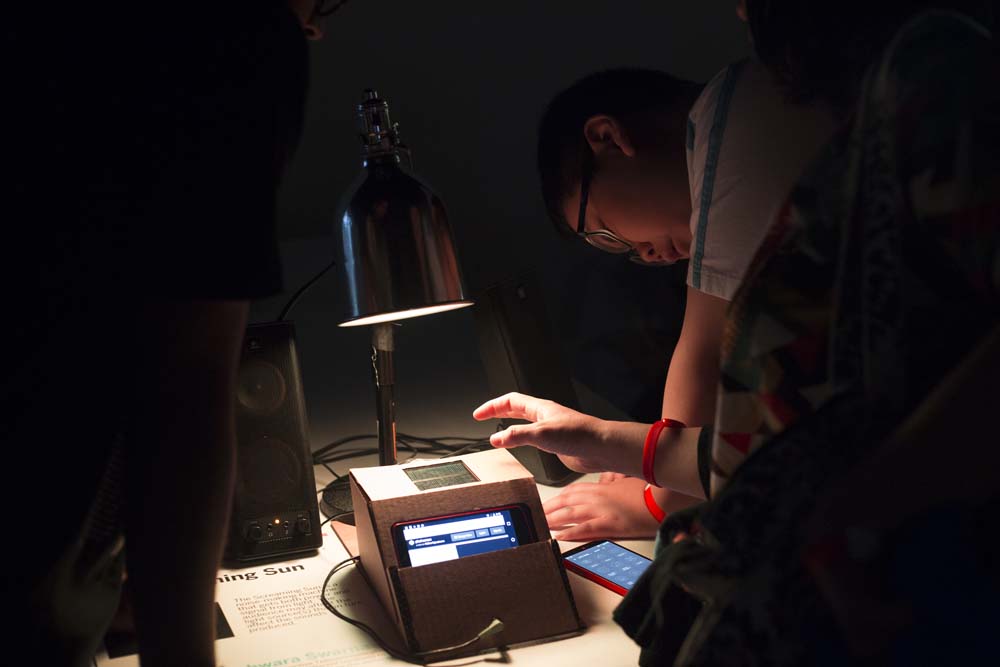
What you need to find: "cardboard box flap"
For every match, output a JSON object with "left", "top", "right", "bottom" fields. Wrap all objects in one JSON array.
[{"left": 389, "top": 539, "right": 584, "bottom": 655}]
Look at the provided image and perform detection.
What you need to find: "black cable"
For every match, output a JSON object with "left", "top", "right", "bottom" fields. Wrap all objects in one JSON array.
[
  {"left": 321, "top": 556, "right": 506, "bottom": 664},
  {"left": 321, "top": 556, "right": 423, "bottom": 664},
  {"left": 314, "top": 432, "right": 492, "bottom": 462},
  {"left": 315, "top": 440, "right": 490, "bottom": 467},
  {"left": 316, "top": 448, "right": 381, "bottom": 465},
  {"left": 313, "top": 433, "right": 381, "bottom": 459},
  {"left": 321, "top": 510, "right": 354, "bottom": 527},
  {"left": 313, "top": 431, "right": 496, "bottom": 497},
  {"left": 277, "top": 259, "right": 336, "bottom": 322},
  {"left": 398, "top": 432, "right": 485, "bottom": 444},
  {"left": 444, "top": 440, "right": 493, "bottom": 457}
]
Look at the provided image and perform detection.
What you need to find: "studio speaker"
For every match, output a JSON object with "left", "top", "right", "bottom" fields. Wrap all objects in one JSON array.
[
  {"left": 225, "top": 320, "right": 322, "bottom": 564},
  {"left": 473, "top": 271, "right": 580, "bottom": 486}
]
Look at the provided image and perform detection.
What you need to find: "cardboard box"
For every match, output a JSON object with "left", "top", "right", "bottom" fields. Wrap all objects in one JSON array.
[{"left": 349, "top": 449, "right": 583, "bottom": 659}]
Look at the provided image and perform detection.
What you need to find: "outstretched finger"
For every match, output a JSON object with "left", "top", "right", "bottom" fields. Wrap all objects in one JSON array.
[
  {"left": 489, "top": 421, "right": 556, "bottom": 451},
  {"left": 473, "top": 392, "right": 546, "bottom": 422}
]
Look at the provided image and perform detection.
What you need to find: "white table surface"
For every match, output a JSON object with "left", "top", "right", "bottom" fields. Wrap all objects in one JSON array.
[{"left": 94, "top": 447, "right": 651, "bottom": 667}]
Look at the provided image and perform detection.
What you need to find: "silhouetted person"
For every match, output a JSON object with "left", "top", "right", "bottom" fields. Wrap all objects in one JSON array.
[{"left": 2, "top": 2, "right": 330, "bottom": 665}]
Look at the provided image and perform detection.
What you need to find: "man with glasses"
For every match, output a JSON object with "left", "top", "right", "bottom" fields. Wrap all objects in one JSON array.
[
  {"left": 3, "top": 2, "right": 343, "bottom": 666},
  {"left": 512, "top": 63, "right": 835, "bottom": 541}
]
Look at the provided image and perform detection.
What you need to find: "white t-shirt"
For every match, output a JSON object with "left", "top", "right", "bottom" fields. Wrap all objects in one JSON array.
[{"left": 686, "top": 58, "right": 837, "bottom": 300}]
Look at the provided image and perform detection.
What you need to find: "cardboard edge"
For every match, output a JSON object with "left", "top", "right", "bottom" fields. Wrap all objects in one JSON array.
[{"left": 549, "top": 539, "right": 586, "bottom": 632}]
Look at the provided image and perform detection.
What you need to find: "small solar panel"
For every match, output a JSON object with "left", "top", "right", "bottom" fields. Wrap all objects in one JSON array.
[{"left": 405, "top": 461, "right": 479, "bottom": 491}]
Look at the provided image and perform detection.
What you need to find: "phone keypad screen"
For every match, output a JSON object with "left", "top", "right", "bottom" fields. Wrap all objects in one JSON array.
[
  {"left": 401, "top": 509, "right": 520, "bottom": 566},
  {"left": 564, "top": 540, "right": 652, "bottom": 591}
]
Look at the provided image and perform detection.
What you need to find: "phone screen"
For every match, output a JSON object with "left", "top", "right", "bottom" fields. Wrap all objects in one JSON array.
[
  {"left": 562, "top": 540, "right": 652, "bottom": 594},
  {"left": 392, "top": 505, "right": 533, "bottom": 567}
]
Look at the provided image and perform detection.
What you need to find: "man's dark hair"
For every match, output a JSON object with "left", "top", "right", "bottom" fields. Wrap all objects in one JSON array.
[{"left": 537, "top": 68, "right": 701, "bottom": 233}]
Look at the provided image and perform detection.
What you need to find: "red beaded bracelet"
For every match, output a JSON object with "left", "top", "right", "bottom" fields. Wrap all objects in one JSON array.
[
  {"left": 643, "top": 483, "right": 666, "bottom": 522},
  {"left": 641, "top": 418, "right": 685, "bottom": 487}
]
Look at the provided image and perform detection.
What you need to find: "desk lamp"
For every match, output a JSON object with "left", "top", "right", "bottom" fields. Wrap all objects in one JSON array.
[{"left": 335, "top": 89, "right": 473, "bottom": 466}]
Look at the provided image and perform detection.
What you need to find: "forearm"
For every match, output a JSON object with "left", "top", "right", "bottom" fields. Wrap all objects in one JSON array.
[
  {"left": 600, "top": 420, "right": 706, "bottom": 499},
  {"left": 651, "top": 425, "right": 706, "bottom": 499},
  {"left": 661, "top": 286, "right": 727, "bottom": 426},
  {"left": 650, "top": 484, "right": 704, "bottom": 514},
  {"left": 651, "top": 287, "right": 726, "bottom": 500}
]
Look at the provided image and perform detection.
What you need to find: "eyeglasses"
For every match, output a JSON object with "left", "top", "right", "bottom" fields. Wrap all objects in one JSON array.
[{"left": 576, "top": 152, "right": 670, "bottom": 266}]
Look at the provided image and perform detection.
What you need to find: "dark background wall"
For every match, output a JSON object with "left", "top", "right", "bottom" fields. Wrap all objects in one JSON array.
[{"left": 250, "top": 0, "right": 750, "bottom": 448}]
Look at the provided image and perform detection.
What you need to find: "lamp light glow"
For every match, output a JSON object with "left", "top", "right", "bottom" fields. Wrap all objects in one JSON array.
[{"left": 338, "top": 302, "right": 473, "bottom": 328}]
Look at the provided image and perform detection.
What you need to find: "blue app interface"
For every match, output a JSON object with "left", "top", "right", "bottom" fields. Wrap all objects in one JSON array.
[
  {"left": 564, "top": 541, "right": 652, "bottom": 591},
  {"left": 402, "top": 509, "right": 519, "bottom": 566}
]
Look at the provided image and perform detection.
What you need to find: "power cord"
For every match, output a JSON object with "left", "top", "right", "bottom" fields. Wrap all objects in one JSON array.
[
  {"left": 277, "top": 258, "right": 336, "bottom": 322},
  {"left": 321, "top": 556, "right": 506, "bottom": 664},
  {"left": 313, "top": 432, "right": 495, "bottom": 472},
  {"left": 320, "top": 510, "right": 354, "bottom": 528},
  {"left": 313, "top": 424, "right": 509, "bottom": 466}
]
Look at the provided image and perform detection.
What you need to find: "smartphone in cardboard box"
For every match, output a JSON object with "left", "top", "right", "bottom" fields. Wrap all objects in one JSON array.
[
  {"left": 391, "top": 503, "right": 535, "bottom": 567},
  {"left": 350, "top": 449, "right": 583, "bottom": 658}
]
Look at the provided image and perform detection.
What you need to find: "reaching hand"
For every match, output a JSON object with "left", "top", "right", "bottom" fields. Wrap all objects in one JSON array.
[
  {"left": 472, "top": 392, "right": 646, "bottom": 476},
  {"left": 544, "top": 476, "right": 659, "bottom": 542}
]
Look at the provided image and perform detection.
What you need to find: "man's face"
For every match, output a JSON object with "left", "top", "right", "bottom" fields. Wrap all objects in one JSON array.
[{"left": 561, "top": 148, "right": 692, "bottom": 265}]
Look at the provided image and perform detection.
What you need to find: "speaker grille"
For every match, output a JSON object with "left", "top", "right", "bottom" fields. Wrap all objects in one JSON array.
[{"left": 236, "top": 436, "right": 303, "bottom": 514}]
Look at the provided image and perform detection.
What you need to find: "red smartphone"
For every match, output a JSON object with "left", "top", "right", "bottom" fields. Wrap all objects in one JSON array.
[
  {"left": 561, "top": 540, "right": 653, "bottom": 596},
  {"left": 390, "top": 504, "right": 535, "bottom": 568}
]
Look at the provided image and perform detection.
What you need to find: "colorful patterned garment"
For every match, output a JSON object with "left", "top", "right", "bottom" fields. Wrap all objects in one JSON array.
[
  {"left": 712, "top": 10, "right": 1000, "bottom": 493},
  {"left": 615, "top": 11, "right": 999, "bottom": 666}
]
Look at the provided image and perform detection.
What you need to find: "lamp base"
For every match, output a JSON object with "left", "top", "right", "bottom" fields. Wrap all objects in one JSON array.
[{"left": 319, "top": 477, "right": 355, "bottom": 526}]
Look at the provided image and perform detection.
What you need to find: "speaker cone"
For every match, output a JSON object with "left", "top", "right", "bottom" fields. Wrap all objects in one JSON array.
[{"left": 237, "top": 360, "right": 287, "bottom": 416}]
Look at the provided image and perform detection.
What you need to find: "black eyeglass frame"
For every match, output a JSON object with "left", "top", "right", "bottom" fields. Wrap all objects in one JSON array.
[{"left": 575, "top": 152, "right": 668, "bottom": 265}]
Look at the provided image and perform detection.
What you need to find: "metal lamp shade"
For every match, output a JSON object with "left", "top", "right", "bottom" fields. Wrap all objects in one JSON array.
[{"left": 336, "top": 160, "right": 473, "bottom": 327}]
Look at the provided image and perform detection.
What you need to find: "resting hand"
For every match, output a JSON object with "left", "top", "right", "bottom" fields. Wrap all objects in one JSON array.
[
  {"left": 472, "top": 392, "right": 646, "bottom": 475},
  {"left": 543, "top": 476, "right": 659, "bottom": 541}
]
